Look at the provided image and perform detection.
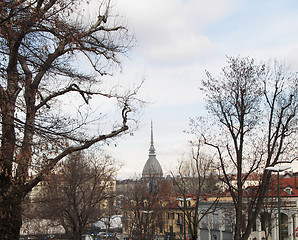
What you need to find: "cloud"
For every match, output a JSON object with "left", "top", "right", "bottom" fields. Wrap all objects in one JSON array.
[
  {"left": 107, "top": 0, "right": 298, "bottom": 178},
  {"left": 142, "top": 34, "right": 214, "bottom": 66},
  {"left": 116, "top": 0, "right": 235, "bottom": 65}
]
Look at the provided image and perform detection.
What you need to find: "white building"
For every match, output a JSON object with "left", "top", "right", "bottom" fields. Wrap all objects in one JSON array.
[{"left": 198, "top": 173, "right": 298, "bottom": 240}]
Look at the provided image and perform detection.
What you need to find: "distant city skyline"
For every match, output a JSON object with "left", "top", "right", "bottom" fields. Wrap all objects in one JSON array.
[{"left": 100, "top": 0, "right": 298, "bottom": 178}]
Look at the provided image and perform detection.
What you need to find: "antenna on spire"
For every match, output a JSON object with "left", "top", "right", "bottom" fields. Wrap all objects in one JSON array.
[{"left": 149, "top": 121, "right": 156, "bottom": 156}]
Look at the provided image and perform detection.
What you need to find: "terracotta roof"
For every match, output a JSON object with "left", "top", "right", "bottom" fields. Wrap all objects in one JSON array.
[{"left": 262, "top": 174, "right": 298, "bottom": 198}]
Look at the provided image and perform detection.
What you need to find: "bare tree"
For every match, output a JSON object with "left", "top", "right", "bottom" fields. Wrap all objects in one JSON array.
[
  {"left": 0, "top": 0, "right": 141, "bottom": 238},
  {"left": 31, "top": 152, "right": 118, "bottom": 240},
  {"left": 170, "top": 142, "right": 219, "bottom": 240},
  {"left": 122, "top": 179, "right": 167, "bottom": 240},
  {"left": 192, "top": 56, "right": 297, "bottom": 240}
]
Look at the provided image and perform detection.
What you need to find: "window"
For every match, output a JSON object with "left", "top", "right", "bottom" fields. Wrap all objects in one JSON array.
[
  {"left": 284, "top": 187, "right": 293, "bottom": 195},
  {"left": 201, "top": 214, "right": 208, "bottom": 229},
  {"left": 213, "top": 214, "right": 219, "bottom": 230},
  {"left": 225, "top": 214, "right": 233, "bottom": 232},
  {"left": 168, "top": 212, "right": 175, "bottom": 220},
  {"left": 177, "top": 213, "right": 183, "bottom": 224}
]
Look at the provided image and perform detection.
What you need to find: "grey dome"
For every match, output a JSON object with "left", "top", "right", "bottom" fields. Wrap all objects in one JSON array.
[
  {"left": 142, "top": 122, "right": 163, "bottom": 179},
  {"left": 142, "top": 155, "right": 163, "bottom": 178}
]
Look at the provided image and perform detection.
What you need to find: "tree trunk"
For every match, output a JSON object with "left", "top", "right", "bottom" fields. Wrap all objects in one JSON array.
[
  {"left": 0, "top": 194, "right": 22, "bottom": 240},
  {"left": 70, "top": 230, "right": 83, "bottom": 240}
]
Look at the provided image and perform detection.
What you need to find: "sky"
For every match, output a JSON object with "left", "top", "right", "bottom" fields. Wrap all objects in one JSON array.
[{"left": 99, "top": 0, "right": 298, "bottom": 179}]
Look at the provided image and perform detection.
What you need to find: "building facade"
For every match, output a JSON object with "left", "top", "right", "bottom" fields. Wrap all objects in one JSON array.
[{"left": 248, "top": 173, "right": 298, "bottom": 240}]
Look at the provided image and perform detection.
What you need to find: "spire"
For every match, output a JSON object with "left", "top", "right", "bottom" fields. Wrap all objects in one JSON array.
[
  {"left": 142, "top": 121, "right": 163, "bottom": 179},
  {"left": 149, "top": 121, "right": 156, "bottom": 156}
]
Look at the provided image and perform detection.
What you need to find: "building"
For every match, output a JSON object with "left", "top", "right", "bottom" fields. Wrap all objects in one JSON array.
[
  {"left": 200, "top": 172, "right": 298, "bottom": 240},
  {"left": 121, "top": 193, "right": 195, "bottom": 240},
  {"left": 121, "top": 192, "right": 232, "bottom": 240},
  {"left": 121, "top": 122, "right": 225, "bottom": 240},
  {"left": 122, "top": 122, "right": 298, "bottom": 240},
  {"left": 248, "top": 172, "right": 298, "bottom": 240},
  {"left": 142, "top": 122, "right": 163, "bottom": 180}
]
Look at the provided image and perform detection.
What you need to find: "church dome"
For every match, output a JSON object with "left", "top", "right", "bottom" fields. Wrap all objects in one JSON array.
[
  {"left": 142, "top": 122, "right": 163, "bottom": 179},
  {"left": 142, "top": 155, "right": 163, "bottom": 178}
]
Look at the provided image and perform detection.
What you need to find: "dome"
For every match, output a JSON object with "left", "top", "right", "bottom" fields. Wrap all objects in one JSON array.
[
  {"left": 142, "top": 155, "right": 163, "bottom": 178},
  {"left": 142, "top": 122, "right": 163, "bottom": 179}
]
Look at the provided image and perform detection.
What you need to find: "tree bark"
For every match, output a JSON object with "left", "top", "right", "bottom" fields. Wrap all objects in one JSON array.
[{"left": 0, "top": 194, "right": 23, "bottom": 240}]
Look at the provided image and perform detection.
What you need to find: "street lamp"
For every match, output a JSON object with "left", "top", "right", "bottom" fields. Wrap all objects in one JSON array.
[{"left": 265, "top": 165, "right": 291, "bottom": 240}]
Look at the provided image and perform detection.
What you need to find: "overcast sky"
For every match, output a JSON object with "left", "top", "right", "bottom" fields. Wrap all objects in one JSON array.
[{"left": 101, "top": 0, "right": 298, "bottom": 178}]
